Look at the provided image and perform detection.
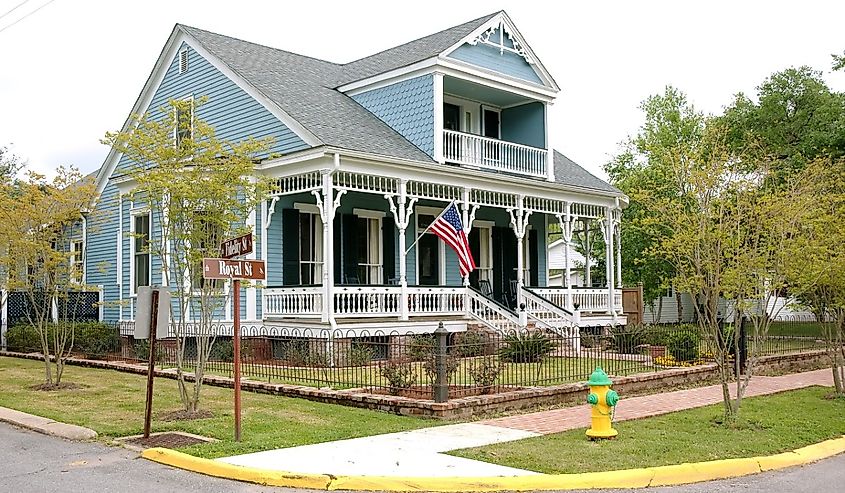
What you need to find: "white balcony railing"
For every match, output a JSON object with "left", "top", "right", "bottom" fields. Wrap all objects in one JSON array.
[
  {"left": 443, "top": 129, "right": 547, "bottom": 178},
  {"left": 529, "top": 287, "right": 623, "bottom": 313}
]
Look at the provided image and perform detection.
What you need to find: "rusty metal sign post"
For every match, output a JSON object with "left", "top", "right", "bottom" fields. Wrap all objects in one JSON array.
[
  {"left": 203, "top": 233, "right": 264, "bottom": 442},
  {"left": 134, "top": 286, "right": 171, "bottom": 439}
]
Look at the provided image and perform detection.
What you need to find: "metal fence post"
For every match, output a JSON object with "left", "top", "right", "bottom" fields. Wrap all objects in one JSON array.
[{"left": 434, "top": 322, "right": 449, "bottom": 403}]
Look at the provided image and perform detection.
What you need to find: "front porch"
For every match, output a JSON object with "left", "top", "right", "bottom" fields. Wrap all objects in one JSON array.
[{"left": 256, "top": 156, "right": 626, "bottom": 332}]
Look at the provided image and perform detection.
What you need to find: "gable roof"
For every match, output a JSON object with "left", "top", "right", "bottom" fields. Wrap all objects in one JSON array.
[{"left": 97, "top": 13, "right": 621, "bottom": 199}]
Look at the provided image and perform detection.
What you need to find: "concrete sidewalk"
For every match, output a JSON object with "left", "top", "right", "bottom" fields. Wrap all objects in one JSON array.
[
  {"left": 218, "top": 369, "right": 834, "bottom": 477},
  {"left": 0, "top": 406, "right": 97, "bottom": 441}
]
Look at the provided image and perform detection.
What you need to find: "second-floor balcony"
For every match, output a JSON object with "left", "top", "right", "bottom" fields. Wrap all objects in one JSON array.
[{"left": 443, "top": 129, "right": 547, "bottom": 178}]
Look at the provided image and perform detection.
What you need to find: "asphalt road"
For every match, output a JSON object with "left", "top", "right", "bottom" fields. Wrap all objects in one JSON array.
[{"left": 1, "top": 422, "right": 842, "bottom": 493}]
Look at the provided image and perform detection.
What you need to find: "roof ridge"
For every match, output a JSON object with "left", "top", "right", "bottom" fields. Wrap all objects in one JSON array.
[
  {"left": 340, "top": 11, "right": 501, "bottom": 66},
  {"left": 177, "top": 23, "right": 343, "bottom": 67}
]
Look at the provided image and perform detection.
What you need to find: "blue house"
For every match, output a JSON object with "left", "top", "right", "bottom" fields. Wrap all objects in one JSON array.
[{"left": 86, "top": 11, "right": 628, "bottom": 336}]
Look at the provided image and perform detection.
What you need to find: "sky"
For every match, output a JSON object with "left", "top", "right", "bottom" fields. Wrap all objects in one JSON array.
[{"left": 1, "top": 0, "right": 844, "bottom": 181}]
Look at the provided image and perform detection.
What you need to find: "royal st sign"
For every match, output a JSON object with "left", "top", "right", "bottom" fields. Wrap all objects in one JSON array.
[
  {"left": 219, "top": 233, "right": 254, "bottom": 259},
  {"left": 202, "top": 258, "right": 267, "bottom": 280}
]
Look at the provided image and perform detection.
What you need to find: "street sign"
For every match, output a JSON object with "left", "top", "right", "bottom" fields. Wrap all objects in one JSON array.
[
  {"left": 134, "top": 286, "right": 171, "bottom": 340},
  {"left": 202, "top": 258, "right": 266, "bottom": 280},
  {"left": 219, "top": 233, "right": 253, "bottom": 259}
]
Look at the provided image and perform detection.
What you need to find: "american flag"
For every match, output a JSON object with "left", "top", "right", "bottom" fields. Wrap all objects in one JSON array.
[{"left": 430, "top": 203, "right": 476, "bottom": 277}]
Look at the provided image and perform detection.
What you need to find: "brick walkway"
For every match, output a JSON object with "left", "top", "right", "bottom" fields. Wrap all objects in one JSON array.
[{"left": 481, "top": 369, "right": 834, "bottom": 435}]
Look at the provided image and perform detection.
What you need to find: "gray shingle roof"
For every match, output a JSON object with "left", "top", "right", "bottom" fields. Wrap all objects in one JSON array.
[
  {"left": 178, "top": 16, "right": 621, "bottom": 197},
  {"left": 553, "top": 151, "right": 621, "bottom": 194}
]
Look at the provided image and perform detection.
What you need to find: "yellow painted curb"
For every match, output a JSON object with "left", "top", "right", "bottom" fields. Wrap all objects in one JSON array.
[{"left": 141, "top": 435, "right": 845, "bottom": 492}]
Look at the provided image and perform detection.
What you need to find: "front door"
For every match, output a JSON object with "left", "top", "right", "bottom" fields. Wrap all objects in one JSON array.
[{"left": 417, "top": 214, "right": 440, "bottom": 286}]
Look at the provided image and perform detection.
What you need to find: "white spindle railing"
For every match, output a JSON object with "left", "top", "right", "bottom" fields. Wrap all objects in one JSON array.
[
  {"left": 263, "top": 286, "right": 322, "bottom": 318},
  {"left": 467, "top": 288, "right": 522, "bottom": 332},
  {"left": 443, "top": 129, "right": 547, "bottom": 178},
  {"left": 407, "top": 287, "right": 465, "bottom": 315},
  {"left": 521, "top": 288, "right": 575, "bottom": 332},
  {"left": 334, "top": 286, "right": 401, "bottom": 318},
  {"left": 530, "top": 287, "right": 623, "bottom": 313}
]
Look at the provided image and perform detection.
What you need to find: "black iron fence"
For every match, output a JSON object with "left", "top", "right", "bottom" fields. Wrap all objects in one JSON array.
[{"left": 0, "top": 317, "right": 832, "bottom": 401}]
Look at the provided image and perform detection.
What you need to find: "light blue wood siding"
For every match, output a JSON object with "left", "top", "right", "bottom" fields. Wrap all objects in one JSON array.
[
  {"left": 352, "top": 75, "right": 435, "bottom": 158},
  {"left": 114, "top": 43, "right": 308, "bottom": 175},
  {"left": 86, "top": 183, "right": 119, "bottom": 322},
  {"left": 265, "top": 196, "right": 286, "bottom": 286},
  {"left": 448, "top": 34, "right": 543, "bottom": 85},
  {"left": 502, "top": 102, "right": 545, "bottom": 149}
]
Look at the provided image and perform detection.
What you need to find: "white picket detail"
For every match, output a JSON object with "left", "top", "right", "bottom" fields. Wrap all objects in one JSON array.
[
  {"left": 443, "top": 129, "right": 547, "bottom": 178},
  {"left": 407, "top": 287, "right": 465, "bottom": 315},
  {"left": 263, "top": 287, "right": 322, "bottom": 318}
]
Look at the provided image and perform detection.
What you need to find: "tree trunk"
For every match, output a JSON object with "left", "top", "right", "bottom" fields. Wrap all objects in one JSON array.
[
  {"left": 675, "top": 288, "right": 683, "bottom": 323},
  {"left": 656, "top": 295, "right": 664, "bottom": 324}
]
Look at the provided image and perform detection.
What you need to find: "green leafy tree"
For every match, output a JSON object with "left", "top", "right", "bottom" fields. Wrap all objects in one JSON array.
[
  {"left": 103, "top": 98, "right": 272, "bottom": 414},
  {"left": 605, "top": 87, "right": 704, "bottom": 319},
  {"left": 783, "top": 159, "right": 845, "bottom": 396},
  {"left": 721, "top": 66, "right": 845, "bottom": 187},
  {"left": 0, "top": 167, "right": 97, "bottom": 386}
]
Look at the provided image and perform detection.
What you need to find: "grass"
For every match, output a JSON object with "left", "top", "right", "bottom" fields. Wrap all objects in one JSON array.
[
  {"left": 0, "top": 356, "right": 436, "bottom": 458},
  {"left": 451, "top": 386, "right": 845, "bottom": 473}
]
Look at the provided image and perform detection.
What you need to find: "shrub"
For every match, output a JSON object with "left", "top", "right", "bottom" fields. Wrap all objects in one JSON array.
[
  {"left": 611, "top": 324, "right": 648, "bottom": 354},
  {"left": 469, "top": 358, "right": 502, "bottom": 393},
  {"left": 275, "top": 340, "right": 327, "bottom": 367},
  {"left": 133, "top": 339, "right": 165, "bottom": 363},
  {"left": 498, "top": 332, "right": 556, "bottom": 363},
  {"left": 5, "top": 324, "right": 43, "bottom": 352},
  {"left": 667, "top": 327, "right": 701, "bottom": 362},
  {"left": 349, "top": 342, "right": 375, "bottom": 366},
  {"left": 453, "top": 330, "right": 488, "bottom": 357},
  {"left": 422, "top": 353, "right": 459, "bottom": 383},
  {"left": 6, "top": 322, "right": 118, "bottom": 359},
  {"left": 407, "top": 334, "right": 436, "bottom": 361},
  {"left": 74, "top": 322, "right": 120, "bottom": 359},
  {"left": 379, "top": 359, "right": 417, "bottom": 395},
  {"left": 209, "top": 339, "right": 234, "bottom": 362}
]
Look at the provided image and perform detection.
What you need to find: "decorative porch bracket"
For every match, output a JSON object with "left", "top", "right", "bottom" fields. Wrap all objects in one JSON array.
[
  {"left": 507, "top": 195, "right": 532, "bottom": 314},
  {"left": 385, "top": 180, "right": 417, "bottom": 321},
  {"left": 312, "top": 170, "right": 346, "bottom": 324},
  {"left": 555, "top": 203, "right": 578, "bottom": 311}
]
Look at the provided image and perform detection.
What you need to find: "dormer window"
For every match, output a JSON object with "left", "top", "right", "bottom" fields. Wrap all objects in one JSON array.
[
  {"left": 174, "top": 98, "right": 193, "bottom": 148},
  {"left": 179, "top": 48, "right": 188, "bottom": 74}
]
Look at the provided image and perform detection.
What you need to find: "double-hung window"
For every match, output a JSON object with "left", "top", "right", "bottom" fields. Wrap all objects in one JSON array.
[
  {"left": 133, "top": 213, "right": 150, "bottom": 293},
  {"left": 299, "top": 212, "right": 323, "bottom": 285},
  {"left": 69, "top": 240, "right": 84, "bottom": 283},
  {"left": 174, "top": 98, "right": 193, "bottom": 148},
  {"left": 355, "top": 216, "right": 382, "bottom": 284},
  {"left": 192, "top": 211, "right": 221, "bottom": 290}
]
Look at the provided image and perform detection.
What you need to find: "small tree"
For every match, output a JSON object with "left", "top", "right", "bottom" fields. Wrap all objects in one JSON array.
[
  {"left": 0, "top": 167, "right": 96, "bottom": 386},
  {"left": 104, "top": 98, "right": 271, "bottom": 413},
  {"left": 784, "top": 159, "right": 845, "bottom": 396}
]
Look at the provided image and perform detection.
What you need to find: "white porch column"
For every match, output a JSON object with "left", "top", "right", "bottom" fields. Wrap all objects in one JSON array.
[
  {"left": 615, "top": 208, "right": 622, "bottom": 289},
  {"left": 507, "top": 195, "right": 532, "bottom": 309},
  {"left": 433, "top": 72, "right": 445, "bottom": 164},
  {"left": 245, "top": 208, "right": 257, "bottom": 322},
  {"left": 556, "top": 204, "right": 577, "bottom": 310},
  {"left": 582, "top": 218, "right": 592, "bottom": 287},
  {"left": 545, "top": 102, "right": 555, "bottom": 182},
  {"left": 313, "top": 166, "right": 345, "bottom": 324},
  {"left": 386, "top": 180, "right": 416, "bottom": 321},
  {"left": 601, "top": 206, "right": 616, "bottom": 318}
]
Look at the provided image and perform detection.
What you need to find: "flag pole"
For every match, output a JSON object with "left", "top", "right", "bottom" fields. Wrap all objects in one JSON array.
[{"left": 404, "top": 200, "right": 455, "bottom": 255}]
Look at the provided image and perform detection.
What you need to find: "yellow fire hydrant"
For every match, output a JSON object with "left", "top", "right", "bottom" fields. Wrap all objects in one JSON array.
[{"left": 586, "top": 367, "right": 619, "bottom": 439}]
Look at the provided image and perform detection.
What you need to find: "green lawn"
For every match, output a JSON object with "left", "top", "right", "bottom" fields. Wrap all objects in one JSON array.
[
  {"left": 0, "top": 356, "right": 436, "bottom": 458},
  {"left": 451, "top": 386, "right": 845, "bottom": 473}
]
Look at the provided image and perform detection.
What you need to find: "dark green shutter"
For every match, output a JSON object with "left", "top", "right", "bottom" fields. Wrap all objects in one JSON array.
[
  {"left": 281, "top": 208, "right": 300, "bottom": 285},
  {"left": 529, "top": 229, "right": 539, "bottom": 287},
  {"left": 468, "top": 228, "right": 480, "bottom": 288},
  {"left": 342, "top": 214, "right": 359, "bottom": 283},
  {"left": 333, "top": 216, "right": 342, "bottom": 284},
  {"left": 492, "top": 227, "right": 504, "bottom": 301},
  {"left": 382, "top": 216, "right": 395, "bottom": 284}
]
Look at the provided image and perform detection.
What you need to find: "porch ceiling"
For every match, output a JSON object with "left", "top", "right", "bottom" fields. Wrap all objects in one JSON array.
[{"left": 444, "top": 76, "right": 533, "bottom": 106}]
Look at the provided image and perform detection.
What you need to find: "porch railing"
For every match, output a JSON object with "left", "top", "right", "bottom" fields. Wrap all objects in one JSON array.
[
  {"left": 443, "top": 129, "right": 547, "bottom": 178},
  {"left": 529, "top": 287, "right": 623, "bottom": 313},
  {"left": 334, "top": 286, "right": 401, "bottom": 318},
  {"left": 407, "top": 286, "right": 465, "bottom": 316},
  {"left": 467, "top": 287, "right": 522, "bottom": 332},
  {"left": 264, "top": 286, "right": 322, "bottom": 318}
]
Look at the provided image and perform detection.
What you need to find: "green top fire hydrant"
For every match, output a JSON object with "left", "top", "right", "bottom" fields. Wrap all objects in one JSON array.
[{"left": 586, "top": 367, "right": 619, "bottom": 439}]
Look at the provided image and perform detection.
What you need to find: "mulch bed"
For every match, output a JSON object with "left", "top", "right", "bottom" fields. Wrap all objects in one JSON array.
[
  {"left": 157, "top": 409, "right": 214, "bottom": 421},
  {"left": 29, "top": 382, "right": 85, "bottom": 391},
  {"left": 122, "top": 432, "right": 213, "bottom": 449}
]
